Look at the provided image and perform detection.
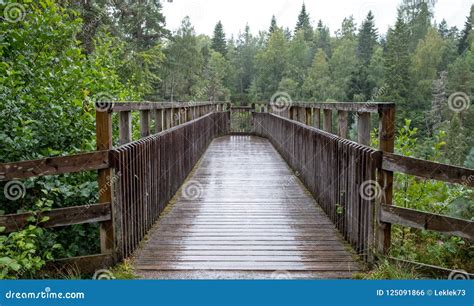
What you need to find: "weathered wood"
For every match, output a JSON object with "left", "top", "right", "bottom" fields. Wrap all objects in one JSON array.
[
  {"left": 305, "top": 107, "right": 312, "bottom": 126},
  {"left": 380, "top": 205, "right": 473, "bottom": 240},
  {"left": 323, "top": 109, "right": 332, "bottom": 132},
  {"left": 140, "top": 110, "right": 151, "bottom": 138},
  {"left": 312, "top": 108, "right": 320, "bottom": 129},
  {"left": 119, "top": 111, "right": 132, "bottom": 145},
  {"left": 133, "top": 136, "right": 361, "bottom": 278},
  {"left": 0, "top": 151, "right": 109, "bottom": 181},
  {"left": 382, "top": 153, "right": 474, "bottom": 186},
  {"left": 388, "top": 257, "right": 474, "bottom": 279},
  {"left": 154, "top": 109, "right": 163, "bottom": 133},
  {"left": 114, "top": 113, "right": 229, "bottom": 259},
  {"left": 44, "top": 253, "right": 114, "bottom": 276},
  {"left": 337, "top": 110, "right": 348, "bottom": 139},
  {"left": 110, "top": 101, "right": 222, "bottom": 112},
  {"left": 357, "top": 112, "right": 371, "bottom": 146},
  {"left": 291, "top": 102, "right": 394, "bottom": 113},
  {"left": 376, "top": 104, "right": 395, "bottom": 255},
  {"left": 95, "top": 110, "right": 114, "bottom": 254},
  {"left": 0, "top": 203, "right": 111, "bottom": 233}
]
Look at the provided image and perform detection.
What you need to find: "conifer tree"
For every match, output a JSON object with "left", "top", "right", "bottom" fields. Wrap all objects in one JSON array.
[{"left": 212, "top": 21, "right": 227, "bottom": 55}]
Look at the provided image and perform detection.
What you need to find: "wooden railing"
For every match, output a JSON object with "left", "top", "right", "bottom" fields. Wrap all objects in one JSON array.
[
  {"left": 112, "top": 112, "right": 229, "bottom": 259},
  {"left": 0, "top": 101, "right": 227, "bottom": 273},
  {"left": 253, "top": 112, "right": 380, "bottom": 263},
  {"left": 253, "top": 106, "right": 473, "bottom": 266}
]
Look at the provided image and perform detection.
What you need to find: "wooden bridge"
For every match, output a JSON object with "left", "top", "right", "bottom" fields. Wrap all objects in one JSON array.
[{"left": 1, "top": 101, "right": 472, "bottom": 279}]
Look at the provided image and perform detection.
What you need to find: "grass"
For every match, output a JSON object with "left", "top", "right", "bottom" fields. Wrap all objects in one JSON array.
[{"left": 354, "top": 259, "right": 421, "bottom": 280}]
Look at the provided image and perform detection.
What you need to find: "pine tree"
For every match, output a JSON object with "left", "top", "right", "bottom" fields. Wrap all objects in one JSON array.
[
  {"left": 357, "top": 11, "right": 378, "bottom": 65},
  {"left": 295, "top": 3, "right": 312, "bottom": 41},
  {"left": 429, "top": 71, "right": 447, "bottom": 132},
  {"left": 458, "top": 5, "right": 474, "bottom": 54},
  {"left": 350, "top": 11, "right": 378, "bottom": 101},
  {"left": 314, "top": 20, "right": 331, "bottom": 56},
  {"left": 383, "top": 14, "right": 410, "bottom": 111},
  {"left": 269, "top": 15, "right": 278, "bottom": 34},
  {"left": 212, "top": 21, "right": 227, "bottom": 55}
]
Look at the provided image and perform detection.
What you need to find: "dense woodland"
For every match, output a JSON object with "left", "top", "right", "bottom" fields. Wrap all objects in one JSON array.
[{"left": 0, "top": 0, "right": 473, "bottom": 279}]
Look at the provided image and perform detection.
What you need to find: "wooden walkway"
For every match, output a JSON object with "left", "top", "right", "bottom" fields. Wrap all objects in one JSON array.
[{"left": 134, "top": 136, "right": 361, "bottom": 279}]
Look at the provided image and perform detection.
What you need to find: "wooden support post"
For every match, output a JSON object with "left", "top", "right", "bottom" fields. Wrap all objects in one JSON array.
[
  {"left": 323, "top": 109, "right": 332, "bottom": 132},
  {"left": 154, "top": 109, "right": 163, "bottom": 133},
  {"left": 140, "top": 110, "right": 150, "bottom": 138},
  {"left": 119, "top": 111, "right": 132, "bottom": 145},
  {"left": 305, "top": 108, "right": 312, "bottom": 126},
  {"left": 95, "top": 109, "right": 114, "bottom": 254},
  {"left": 164, "top": 108, "right": 171, "bottom": 129},
  {"left": 357, "top": 112, "right": 371, "bottom": 146},
  {"left": 313, "top": 108, "right": 320, "bottom": 129},
  {"left": 338, "top": 110, "right": 348, "bottom": 139},
  {"left": 376, "top": 104, "right": 395, "bottom": 255}
]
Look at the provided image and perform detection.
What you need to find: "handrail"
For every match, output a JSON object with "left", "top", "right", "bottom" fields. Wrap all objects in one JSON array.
[
  {"left": 382, "top": 152, "right": 474, "bottom": 186},
  {"left": 0, "top": 151, "right": 110, "bottom": 181}
]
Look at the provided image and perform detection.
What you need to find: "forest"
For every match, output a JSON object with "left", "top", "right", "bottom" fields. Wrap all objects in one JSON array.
[{"left": 0, "top": 0, "right": 473, "bottom": 279}]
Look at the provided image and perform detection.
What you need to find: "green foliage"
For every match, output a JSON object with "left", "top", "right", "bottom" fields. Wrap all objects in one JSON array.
[
  {"left": 0, "top": 198, "right": 61, "bottom": 279},
  {"left": 211, "top": 21, "right": 227, "bottom": 56},
  {"left": 390, "top": 120, "right": 473, "bottom": 271},
  {"left": 356, "top": 260, "right": 421, "bottom": 280}
]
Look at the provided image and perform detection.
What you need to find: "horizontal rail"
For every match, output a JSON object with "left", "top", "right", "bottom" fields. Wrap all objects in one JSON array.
[
  {"left": 266, "top": 102, "right": 395, "bottom": 113},
  {"left": 105, "top": 101, "right": 227, "bottom": 112},
  {"left": 0, "top": 151, "right": 110, "bottom": 181},
  {"left": 44, "top": 253, "right": 114, "bottom": 275},
  {"left": 379, "top": 204, "right": 473, "bottom": 240},
  {"left": 0, "top": 203, "right": 111, "bottom": 233},
  {"left": 388, "top": 257, "right": 474, "bottom": 279},
  {"left": 382, "top": 153, "right": 474, "bottom": 186}
]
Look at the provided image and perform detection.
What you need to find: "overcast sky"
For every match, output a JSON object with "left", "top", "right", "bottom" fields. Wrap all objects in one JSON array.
[{"left": 161, "top": 0, "right": 471, "bottom": 38}]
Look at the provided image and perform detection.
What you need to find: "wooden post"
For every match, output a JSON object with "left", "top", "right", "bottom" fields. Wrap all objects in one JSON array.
[
  {"left": 140, "top": 110, "right": 150, "bottom": 138},
  {"left": 313, "top": 108, "right": 320, "bottom": 129},
  {"left": 323, "top": 109, "right": 332, "bottom": 132},
  {"left": 155, "top": 109, "right": 163, "bottom": 133},
  {"left": 338, "top": 110, "right": 348, "bottom": 139},
  {"left": 95, "top": 108, "right": 114, "bottom": 254},
  {"left": 164, "top": 108, "right": 171, "bottom": 130},
  {"left": 119, "top": 111, "right": 132, "bottom": 145},
  {"left": 376, "top": 104, "right": 395, "bottom": 255},
  {"left": 305, "top": 108, "right": 312, "bottom": 126},
  {"left": 357, "top": 112, "right": 371, "bottom": 146}
]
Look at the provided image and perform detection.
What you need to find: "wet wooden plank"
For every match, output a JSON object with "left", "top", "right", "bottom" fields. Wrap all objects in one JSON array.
[{"left": 134, "top": 136, "right": 361, "bottom": 278}]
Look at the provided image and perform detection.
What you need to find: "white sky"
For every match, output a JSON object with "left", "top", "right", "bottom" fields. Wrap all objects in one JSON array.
[{"left": 161, "top": 0, "right": 471, "bottom": 38}]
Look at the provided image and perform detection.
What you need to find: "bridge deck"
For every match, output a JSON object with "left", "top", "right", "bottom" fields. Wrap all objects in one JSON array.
[{"left": 134, "top": 136, "right": 362, "bottom": 279}]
